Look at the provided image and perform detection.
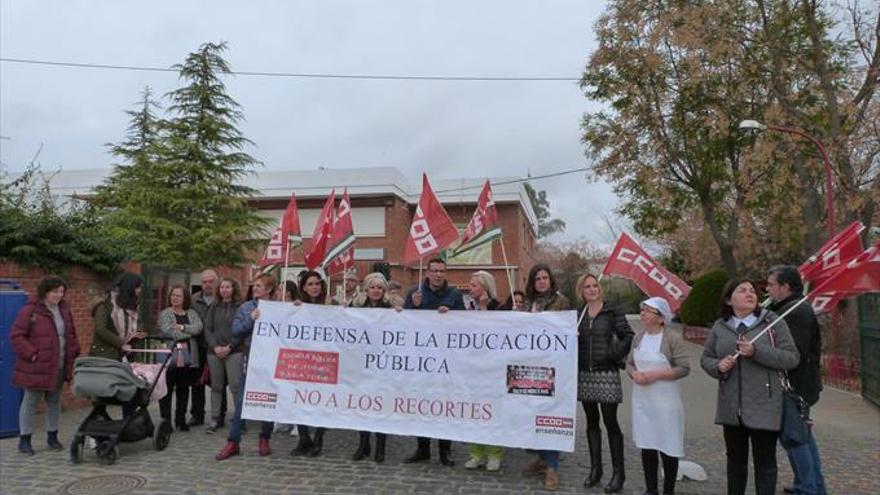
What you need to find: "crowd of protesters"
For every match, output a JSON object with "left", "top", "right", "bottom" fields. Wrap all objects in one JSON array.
[{"left": 8, "top": 260, "right": 827, "bottom": 494}]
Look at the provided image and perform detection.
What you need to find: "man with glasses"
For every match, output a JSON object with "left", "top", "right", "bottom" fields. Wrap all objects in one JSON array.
[
  {"left": 766, "top": 265, "right": 826, "bottom": 495},
  {"left": 403, "top": 257, "right": 465, "bottom": 466}
]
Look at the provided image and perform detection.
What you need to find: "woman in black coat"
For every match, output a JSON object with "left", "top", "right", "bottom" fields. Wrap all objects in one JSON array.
[
  {"left": 290, "top": 270, "right": 330, "bottom": 457},
  {"left": 576, "top": 273, "right": 634, "bottom": 493}
]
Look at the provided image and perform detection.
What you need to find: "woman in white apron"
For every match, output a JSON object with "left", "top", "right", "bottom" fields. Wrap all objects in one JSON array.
[{"left": 626, "top": 297, "right": 690, "bottom": 495}]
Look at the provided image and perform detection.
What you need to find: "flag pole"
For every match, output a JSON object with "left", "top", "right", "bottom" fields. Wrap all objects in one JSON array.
[
  {"left": 731, "top": 295, "right": 810, "bottom": 360},
  {"left": 498, "top": 235, "right": 516, "bottom": 299},
  {"left": 418, "top": 258, "right": 424, "bottom": 293},
  {"left": 282, "top": 241, "right": 290, "bottom": 301}
]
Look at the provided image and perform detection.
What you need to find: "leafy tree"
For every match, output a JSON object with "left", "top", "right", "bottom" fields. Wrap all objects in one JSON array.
[
  {"left": 94, "top": 42, "right": 267, "bottom": 269},
  {"left": 524, "top": 182, "right": 566, "bottom": 238},
  {"left": 538, "top": 239, "right": 605, "bottom": 303},
  {"left": 1, "top": 158, "right": 123, "bottom": 274},
  {"left": 679, "top": 269, "right": 729, "bottom": 326},
  {"left": 581, "top": 0, "right": 879, "bottom": 277}
]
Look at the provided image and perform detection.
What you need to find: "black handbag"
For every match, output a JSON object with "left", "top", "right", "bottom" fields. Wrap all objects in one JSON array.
[
  {"left": 778, "top": 373, "right": 810, "bottom": 448},
  {"left": 768, "top": 328, "right": 810, "bottom": 448}
]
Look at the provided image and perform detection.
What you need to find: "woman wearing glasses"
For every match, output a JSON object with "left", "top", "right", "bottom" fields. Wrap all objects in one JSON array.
[{"left": 626, "top": 297, "right": 689, "bottom": 495}]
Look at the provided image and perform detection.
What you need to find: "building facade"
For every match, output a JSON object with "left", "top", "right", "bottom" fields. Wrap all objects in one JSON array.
[{"left": 46, "top": 166, "right": 540, "bottom": 301}]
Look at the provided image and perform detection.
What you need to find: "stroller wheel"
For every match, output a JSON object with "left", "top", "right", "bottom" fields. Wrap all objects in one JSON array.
[
  {"left": 154, "top": 419, "right": 172, "bottom": 451},
  {"left": 97, "top": 441, "right": 119, "bottom": 465},
  {"left": 70, "top": 436, "right": 85, "bottom": 464}
]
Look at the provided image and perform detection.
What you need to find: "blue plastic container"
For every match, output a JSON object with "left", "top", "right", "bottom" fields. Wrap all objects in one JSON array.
[{"left": 0, "top": 279, "right": 28, "bottom": 438}]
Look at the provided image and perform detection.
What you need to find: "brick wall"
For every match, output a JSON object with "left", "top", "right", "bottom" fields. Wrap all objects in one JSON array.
[{"left": 1, "top": 262, "right": 117, "bottom": 409}]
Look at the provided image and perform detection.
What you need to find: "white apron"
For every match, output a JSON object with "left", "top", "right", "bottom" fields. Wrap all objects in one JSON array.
[{"left": 631, "top": 341, "right": 685, "bottom": 457}]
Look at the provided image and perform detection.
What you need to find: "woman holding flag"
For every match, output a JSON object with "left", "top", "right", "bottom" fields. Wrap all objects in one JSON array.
[{"left": 701, "top": 278, "right": 799, "bottom": 495}]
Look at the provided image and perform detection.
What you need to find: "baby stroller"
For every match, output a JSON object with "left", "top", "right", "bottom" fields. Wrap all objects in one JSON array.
[{"left": 69, "top": 337, "right": 173, "bottom": 464}]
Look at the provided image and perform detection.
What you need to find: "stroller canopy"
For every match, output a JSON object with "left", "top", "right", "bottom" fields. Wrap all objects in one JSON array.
[{"left": 73, "top": 357, "right": 147, "bottom": 402}]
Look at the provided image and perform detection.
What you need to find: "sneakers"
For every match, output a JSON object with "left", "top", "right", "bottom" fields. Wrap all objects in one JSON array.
[
  {"left": 465, "top": 456, "right": 487, "bottom": 469},
  {"left": 205, "top": 420, "right": 225, "bottom": 434},
  {"left": 465, "top": 456, "right": 501, "bottom": 471}
]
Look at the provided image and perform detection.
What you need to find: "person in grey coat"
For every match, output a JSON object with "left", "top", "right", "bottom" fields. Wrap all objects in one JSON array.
[
  {"left": 157, "top": 284, "right": 203, "bottom": 431},
  {"left": 701, "top": 278, "right": 800, "bottom": 495},
  {"left": 204, "top": 277, "right": 243, "bottom": 433}
]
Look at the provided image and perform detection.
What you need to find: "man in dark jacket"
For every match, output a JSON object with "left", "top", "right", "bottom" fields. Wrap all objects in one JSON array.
[
  {"left": 767, "top": 265, "right": 827, "bottom": 495},
  {"left": 402, "top": 258, "right": 464, "bottom": 466},
  {"left": 190, "top": 269, "right": 219, "bottom": 427}
]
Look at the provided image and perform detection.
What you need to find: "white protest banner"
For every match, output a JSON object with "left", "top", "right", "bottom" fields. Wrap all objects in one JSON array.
[{"left": 241, "top": 301, "right": 578, "bottom": 452}]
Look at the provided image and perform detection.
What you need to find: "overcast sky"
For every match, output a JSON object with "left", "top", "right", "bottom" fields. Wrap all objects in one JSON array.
[{"left": 0, "top": 0, "right": 624, "bottom": 246}]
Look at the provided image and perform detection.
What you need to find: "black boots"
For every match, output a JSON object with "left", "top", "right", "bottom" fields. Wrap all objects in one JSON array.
[
  {"left": 604, "top": 431, "right": 625, "bottom": 493},
  {"left": 374, "top": 434, "right": 386, "bottom": 463},
  {"left": 403, "top": 437, "right": 431, "bottom": 463},
  {"left": 585, "top": 429, "right": 603, "bottom": 487},
  {"left": 352, "top": 431, "right": 371, "bottom": 461},
  {"left": 18, "top": 434, "right": 34, "bottom": 455},
  {"left": 307, "top": 428, "right": 324, "bottom": 457},
  {"left": 47, "top": 431, "right": 63, "bottom": 450},
  {"left": 438, "top": 440, "right": 454, "bottom": 467},
  {"left": 290, "top": 426, "right": 313, "bottom": 456}
]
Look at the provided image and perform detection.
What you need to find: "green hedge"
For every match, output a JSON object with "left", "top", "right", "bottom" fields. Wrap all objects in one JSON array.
[{"left": 679, "top": 269, "right": 728, "bottom": 326}]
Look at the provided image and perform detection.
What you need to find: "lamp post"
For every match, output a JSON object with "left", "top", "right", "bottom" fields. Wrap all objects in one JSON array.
[{"left": 739, "top": 119, "right": 835, "bottom": 239}]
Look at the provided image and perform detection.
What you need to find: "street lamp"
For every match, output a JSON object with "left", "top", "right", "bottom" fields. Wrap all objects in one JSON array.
[{"left": 738, "top": 119, "right": 835, "bottom": 239}]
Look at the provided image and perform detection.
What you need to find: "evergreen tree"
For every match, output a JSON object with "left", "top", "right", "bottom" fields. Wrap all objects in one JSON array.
[
  {"left": 524, "top": 182, "right": 566, "bottom": 238},
  {"left": 95, "top": 42, "right": 266, "bottom": 268}
]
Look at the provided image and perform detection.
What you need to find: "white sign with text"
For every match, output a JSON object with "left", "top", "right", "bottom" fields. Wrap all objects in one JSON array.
[{"left": 241, "top": 302, "right": 577, "bottom": 452}]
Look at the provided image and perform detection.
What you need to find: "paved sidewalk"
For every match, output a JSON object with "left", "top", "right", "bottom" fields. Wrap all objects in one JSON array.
[{"left": 1, "top": 330, "right": 878, "bottom": 494}]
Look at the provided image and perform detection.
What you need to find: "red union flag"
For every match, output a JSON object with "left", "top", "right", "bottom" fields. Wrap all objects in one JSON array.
[
  {"left": 304, "top": 190, "right": 336, "bottom": 270},
  {"left": 404, "top": 174, "right": 459, "bottom": 264},
  {"left": 808, "top": 240, "right": 880, "bottom": 313},
  {"left": 602, "top": 232, "right": 691, "bottom": 312},
  {"left": 258, "top": 193, "right": 303, "bottom": 268},
  {"left": 326, "top": 246, "right": 355, "bottom": 276},
  {"left": 452, "top": 180, "right": 502, "bottom": 256},
  {"left": 799, "top": 221, "right": 865, "bottom": 286},
  {"left": 322, "top": 189, "right": 356, "bottom": 269}
]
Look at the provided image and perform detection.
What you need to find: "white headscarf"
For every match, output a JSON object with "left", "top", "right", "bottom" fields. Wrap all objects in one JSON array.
[{"left": 641, "top": 296, "right": 673, "bottom": 326}]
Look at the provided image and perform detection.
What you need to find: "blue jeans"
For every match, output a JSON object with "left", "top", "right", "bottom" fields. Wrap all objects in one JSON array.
[
  {"left": 538, "top": 450, "right": 560, "bottom": 470},
  {"left": 785, "top": 425, "right": 826, "bottom": 495},
  {"left": 227, "top": 369, "right": 273, "bottom": 443}
]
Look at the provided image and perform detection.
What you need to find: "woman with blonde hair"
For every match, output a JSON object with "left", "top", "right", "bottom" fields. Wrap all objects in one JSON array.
[
  {"left": 351, "top": 272, "right": 399, "bottom": 462},
  {"left": 576, "top": 273, "right": 633, "bottom": 493},
  {"left": 463, "top": 270, "right": 507, "bottom": 471},
  {"left": 464, "top": 270, "right": 504, "bottom": 311}
]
